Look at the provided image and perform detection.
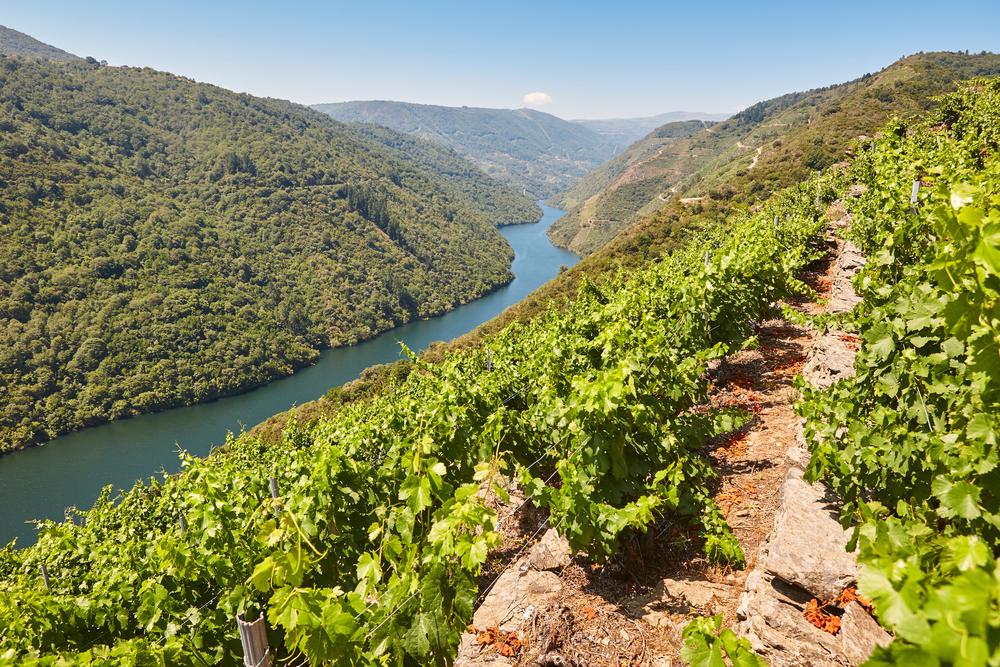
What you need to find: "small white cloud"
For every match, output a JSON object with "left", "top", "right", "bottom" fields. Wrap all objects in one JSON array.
[{"left": 522, "top": 91, "right": 553, "bottom": 107}]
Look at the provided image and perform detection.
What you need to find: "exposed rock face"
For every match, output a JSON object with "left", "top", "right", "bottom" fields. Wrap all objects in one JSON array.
[
  {"left": 841, "top": 601, "right": 893, "bottom": 664},
  {"left": 473, "top": 568, "right": 563, "bottom": 633},
  {"left": 762, "top": 467, "right": 858, "bottom": 601},
  {"left": 456, "top": 533, "right": 569, "bottom": 666},
  {"left": 738, "top": 569, "right": 848, "bottom": 666},
  {"left": 828, "top": 240, "right": 866, "bottom": 314},
  {"left": 735, "top": 454, "right": 891, "bottom": 666},
  {"left": 802, "top": 332, "right": 857, "bottom": 389},
  {"left": 734, "top": 232, "right": 890, "bottom": 665}
]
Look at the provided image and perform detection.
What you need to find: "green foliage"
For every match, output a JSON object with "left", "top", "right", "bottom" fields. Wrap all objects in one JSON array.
[
  {"left": 681, "top": 615, "right": 768, "bottom": 667},
  {"left": 313, "top": 100, "right": 617, "bottom": 198},
  {"left": 0, "top": 25, "right": 80, "bottom": 62},
  {"left": 552, "top": 51, "right": 1000, "bottom": 256},
  {"left": 0, "top": 55, "right": 537, "bottom": 452},
  {"left": 799, "top": 79, "right": 1000, "bottom": 664},
  {"left": 0, "top": 170, "right": 829, "bottom": 664}
]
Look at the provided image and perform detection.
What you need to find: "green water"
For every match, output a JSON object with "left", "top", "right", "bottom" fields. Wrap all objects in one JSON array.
[{"left": 0, "top": 203, "right": 576, "bottom": 546}]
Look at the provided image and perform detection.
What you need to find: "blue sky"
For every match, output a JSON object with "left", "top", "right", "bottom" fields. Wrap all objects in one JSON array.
[{"left": 4, "top": 1, "right": 999, "bottom": 119}]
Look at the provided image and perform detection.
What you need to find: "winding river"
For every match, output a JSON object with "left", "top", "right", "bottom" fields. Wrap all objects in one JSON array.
[{"left": 0, "top": 203, "right": 577, "bottom": 547}]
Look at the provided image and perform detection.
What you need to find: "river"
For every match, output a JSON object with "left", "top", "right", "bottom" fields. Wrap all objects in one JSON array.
[{"left": 0, "top": 203, "right": 577, "bottom": 547}]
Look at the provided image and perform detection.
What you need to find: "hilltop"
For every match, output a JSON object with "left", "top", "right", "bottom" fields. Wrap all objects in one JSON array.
[
  {"left": 0, "top": 25, "right": 79, "bottom": 62},
  {"left": 0, "top": 55, "right": 538, "bottom": 452},
  {"left": 571, "top": 110, "right": 730, "bottom": 146},
  {"left": 312, "top": 100, "right": 617, "bottom": 197},
  {"left": 550, "top": 51, "right": 1000, "bottom": 254}
]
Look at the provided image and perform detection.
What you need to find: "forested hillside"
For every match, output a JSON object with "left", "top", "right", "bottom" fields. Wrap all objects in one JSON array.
[
  {"left": 0, "top": 25, "right": 79, "bottom": 62},
  {"left": 550, "top": 51, "right": 1000, "bottom": 254},
  {"left": 0, "top": 55, "right": 538, "bottom": 452},
  {"left": 312, "top": 100, "right": 617, "bottom": 197}
]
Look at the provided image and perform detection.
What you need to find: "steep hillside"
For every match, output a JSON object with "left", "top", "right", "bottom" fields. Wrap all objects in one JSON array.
[
  {"left": 0, "top": 25, "right": 79, "bottom": 62},
  {"left": 312, "top": 100, "right": 617, "bottom": 197},
  {"left": 551, "top": 51, "right": 1000, "bottom": 255},
  {"left": 572, "top": 110, "right": 729, "bottom": 146},
  {"left": 0, "top": 56, "right": 537, "bottom": 452},
  {"left": 555, "top": 119, "right": 713, "bottom": 211},
  {"left": 348, "top": 123, "right": 542, "bottom": 225}
]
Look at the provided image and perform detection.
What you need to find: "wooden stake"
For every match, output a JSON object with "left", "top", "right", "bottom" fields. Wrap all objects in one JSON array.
[
  {"left": 237, "top": 613, "right": 272, "bottom": 667},
  {"left": 487, "top": 349, "right": 493, "bottom": 372},
  {"left": 40, "top": 564, "right": 51, "bottom": 591},
  {"left": 178, "top": 513, "right": 187, "bottom": 535},
  {"left": 269, "top": 477, "right": 280, "bottom": 519},
  {"left": 910, "top": 180, "right": 920, "bottom": 204}
]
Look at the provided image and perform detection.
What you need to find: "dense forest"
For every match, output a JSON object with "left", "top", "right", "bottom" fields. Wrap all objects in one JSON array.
[
  {"left": 313, "top": 100, "right": 617, "bottom": 197},
  {"left": 0, "top": 55, "right": 539, "bottom": 452}
]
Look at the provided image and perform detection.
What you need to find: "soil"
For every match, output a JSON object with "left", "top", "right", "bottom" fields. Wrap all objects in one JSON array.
[{"left": 461, "top": 224, "right": 853, "bottom": 666}]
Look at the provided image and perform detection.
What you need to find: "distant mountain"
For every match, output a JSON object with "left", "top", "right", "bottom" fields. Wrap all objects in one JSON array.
[
  {"left": 0, "top": 54, "right": 538, "bottom": 452},
  {"left": 0, "top": 25, "right": 80, "bottom": 62},
  {"left": 572, "top": 111, "right": 730, "bottom": 146},
  {"left": 312, "top": 100, "right": 618, "bottom": 198},
  {"left": 549, "top": 51, "right": 1000, "bottom": 255}
]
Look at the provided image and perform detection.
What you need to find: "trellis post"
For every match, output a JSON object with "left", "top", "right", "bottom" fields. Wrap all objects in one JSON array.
[
  {"left": 237, "top": 613, "right": 272, "bottom": 667},
  {"left": 269, "top": 477, "right": 280, "bottom": 519}
]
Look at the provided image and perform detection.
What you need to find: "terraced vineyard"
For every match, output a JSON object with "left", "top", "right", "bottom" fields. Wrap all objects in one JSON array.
[
  {"left": 2, "top": 74, "right": 998, "bottom": 666},
  {"left": 798, "top": 79, "right": 1000, "bottom": 665},
  {"left": 0, "top": 165, "right": 831, "bottom": 664}
]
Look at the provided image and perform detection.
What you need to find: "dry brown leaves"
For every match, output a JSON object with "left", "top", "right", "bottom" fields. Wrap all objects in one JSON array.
[
  {"left": 804, "top": 586, "right": 876, "bottom": 635},
  {"left": 836, "top": 586, "right": 875, "bottom": 613},
  {"left": 838, "top": 333, "right": 861, "bottom": 352},
  {"left": 804, "top": 598, "right": 841, "bottom": 634},
  {"left": 473, "top": 625, "right": 523, "bottom": 658}
]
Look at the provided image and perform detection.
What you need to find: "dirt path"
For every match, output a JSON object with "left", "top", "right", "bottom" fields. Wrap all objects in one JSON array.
[
  {"left": 458, "top": 207, "right": 871, "bottom": 667},
  {"left": 736, "top": 140, "right": 763, "bottom": 169}
]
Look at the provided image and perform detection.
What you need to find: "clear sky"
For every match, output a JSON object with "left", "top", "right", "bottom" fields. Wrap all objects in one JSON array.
[{"left": 4, "top": 0, "right": 999, "bottom": 119}]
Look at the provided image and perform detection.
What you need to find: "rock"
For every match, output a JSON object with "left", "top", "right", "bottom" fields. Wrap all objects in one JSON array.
[
  {"left": 736, "top": 570, "right": 848, "bottom": 667},
  {"left": 760, "top": 467, "right": 857, "bottom": 601},
  {"left": 457, "top": 564, "right": 563, "bottom": 666},
  {"left": 828, "top": 240, "right": 866, "bottom": 313},
  {"left": 840, "top": 602, "right": 892, "bottom": 665},
  {"left": 528, "top": 529, "right": 572, "bottom": 571},
  {"left": 785, "top": 444, "right": 811, "bottom": 469},
  {"left": 628, "top": 575, "right": 730, "bottom": 626},
  {"left": 802, "top": 332, "right": 856, "bottom": 389},
  {"left": 473, "top": 568, "right": 563, "bottom": 632},
  {"left": 826, "top": 200, "right": 849, "bottom": 224}
]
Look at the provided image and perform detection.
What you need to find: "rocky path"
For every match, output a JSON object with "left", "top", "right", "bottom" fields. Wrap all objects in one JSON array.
[{"left": 457, "top": 206, "right": 886, "bottom": 666}]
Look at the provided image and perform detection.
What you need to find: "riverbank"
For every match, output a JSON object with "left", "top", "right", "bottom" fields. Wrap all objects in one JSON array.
[{"left": 0, "top": 203, "right": 576, "bottom": 547}]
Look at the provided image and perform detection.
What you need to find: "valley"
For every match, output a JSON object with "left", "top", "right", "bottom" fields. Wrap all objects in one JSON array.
[{"left": 0, "top": 12, "right": 998, "bottom": 667}]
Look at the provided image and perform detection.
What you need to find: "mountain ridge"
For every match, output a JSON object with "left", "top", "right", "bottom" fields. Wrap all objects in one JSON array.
[
  {"left": 571, "top": 110, "right": 730, "bottom": 145},
  {"left": 549, "top": 51, "right": 1000, "bottom": 255},
  {"left": 0, "top": 24, "right": 80, "bottom": 62},
  {"left": 312, "top": 99, "right": 618, "bottom": 197}
]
